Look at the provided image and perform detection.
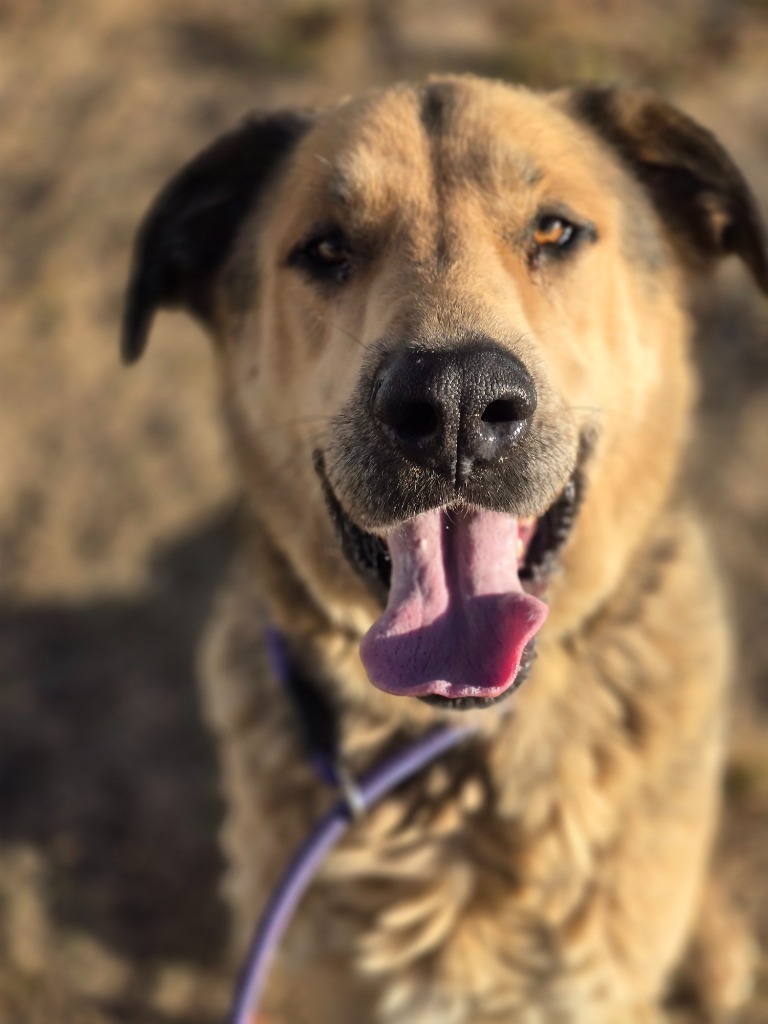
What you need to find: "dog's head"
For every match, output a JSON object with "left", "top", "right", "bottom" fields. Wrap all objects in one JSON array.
[{"left": 123, "top": 77, "right": 767, "bottom": 711}]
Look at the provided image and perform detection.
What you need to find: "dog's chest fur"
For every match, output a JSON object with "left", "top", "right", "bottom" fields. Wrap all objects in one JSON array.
[{"left": 202, "top": 505, "right": 728, "bottom": 1023}]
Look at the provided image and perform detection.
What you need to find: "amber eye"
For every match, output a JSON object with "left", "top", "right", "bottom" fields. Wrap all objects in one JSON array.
[
  {"left": 288, "top": 228, "right": 353, "bottom": 284},
  {"left": 532, "top": 216, "right": 575, "bottom": 249},
  {"left": 311, "top": 235, "right": 350, "bottom": 266}
]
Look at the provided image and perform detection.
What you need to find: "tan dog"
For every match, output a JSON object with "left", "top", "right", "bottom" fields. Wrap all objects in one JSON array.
[{"left": 123, "top": 77, "right": 767, "bottom": 1023}]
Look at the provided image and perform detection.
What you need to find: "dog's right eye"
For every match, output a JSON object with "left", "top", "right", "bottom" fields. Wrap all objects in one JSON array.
[{"left": 288, "top": 230, "right": 353, "bottom": 285}]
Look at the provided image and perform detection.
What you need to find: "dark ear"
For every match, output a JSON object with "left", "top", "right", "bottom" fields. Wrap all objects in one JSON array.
[
  {"left": 567, "top": 86, "right": 768, "bottom": 293},
  {"left": 121, "top": 110, "right": 313, "bottom": 364}
]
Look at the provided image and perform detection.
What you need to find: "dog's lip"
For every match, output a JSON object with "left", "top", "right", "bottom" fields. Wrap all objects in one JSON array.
[{"left": 314, "top": 448, "right": 583, "bottom": 605}]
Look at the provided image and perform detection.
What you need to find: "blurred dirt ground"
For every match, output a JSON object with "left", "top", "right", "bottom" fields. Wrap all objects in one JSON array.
[{"left": 2, "top": 1, "right": 768, "bottom": 1021}]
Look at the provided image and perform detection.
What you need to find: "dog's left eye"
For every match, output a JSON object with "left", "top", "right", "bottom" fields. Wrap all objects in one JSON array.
[
  {"left": 288, "top": 230, "right": 353, "bottom": 284},
  {"left": 532, "top": 215, "right": 578, "bottom": 252},
  {"left": 527, "top": 212, "right": 597, "bottom": 269}
]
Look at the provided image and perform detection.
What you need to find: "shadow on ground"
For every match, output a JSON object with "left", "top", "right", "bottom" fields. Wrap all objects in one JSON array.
[{"left": 0, "top": 513, "right": 235, "bottom": 969}]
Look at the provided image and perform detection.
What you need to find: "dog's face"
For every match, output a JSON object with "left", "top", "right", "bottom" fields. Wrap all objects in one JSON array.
[{"left": 123, "top": 77, "right": 767, "bottom": 711}]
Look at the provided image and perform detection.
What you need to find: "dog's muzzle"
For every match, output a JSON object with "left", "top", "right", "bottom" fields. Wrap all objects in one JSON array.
[{"left": 317, "top": 340, "right": 586, "bottom": 709}]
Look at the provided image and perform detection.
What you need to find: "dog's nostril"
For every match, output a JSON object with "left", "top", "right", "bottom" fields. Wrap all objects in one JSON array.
[
  {"left": 481, "top": 398, "right": 525, "bottom": 424},
  {"left": 386, "top": 400, "right": 440, "bottom": 442}
]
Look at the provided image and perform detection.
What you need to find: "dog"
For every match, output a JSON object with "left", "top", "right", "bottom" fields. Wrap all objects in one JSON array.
[{"left": 122, "top": 76, "right": 768, "bottom": 1023}]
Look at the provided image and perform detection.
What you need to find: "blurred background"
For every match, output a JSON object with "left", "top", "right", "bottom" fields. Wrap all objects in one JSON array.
[{"left": 1, "top": 1, "right": 768, "bottom": 1020}]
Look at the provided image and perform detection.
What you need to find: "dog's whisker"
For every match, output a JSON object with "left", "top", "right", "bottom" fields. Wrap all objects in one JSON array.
[
  {"left": 563, "top": 404, "right": 690, "bottom": 445},
  {"left": 239, "top": 414, "right": 333, "bottom": 437},
  {"left": 309, "top": 312, "right": 372, "bottom": 352}
]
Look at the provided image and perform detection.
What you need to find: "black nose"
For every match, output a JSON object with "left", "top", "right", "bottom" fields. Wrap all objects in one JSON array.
[{"left": 372, "top": 342, "right": 537, "bottom": 484}]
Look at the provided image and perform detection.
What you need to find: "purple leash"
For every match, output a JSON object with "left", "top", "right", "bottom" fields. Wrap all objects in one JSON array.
[{"left": 227, "top": 722, "right": 473, "bottom": 1024}]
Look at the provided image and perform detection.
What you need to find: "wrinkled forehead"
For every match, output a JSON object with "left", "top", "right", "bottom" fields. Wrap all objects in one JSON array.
[{"left": 280, "top": 79, "right": 614, "bottom": 226}]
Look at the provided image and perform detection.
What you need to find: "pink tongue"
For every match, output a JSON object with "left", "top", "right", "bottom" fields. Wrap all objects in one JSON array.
[{"left": 360, "top": 509, "right": 548, "bottom": 700}]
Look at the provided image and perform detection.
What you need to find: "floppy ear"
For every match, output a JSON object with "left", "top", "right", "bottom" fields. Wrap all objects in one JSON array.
[
  {"left": 121, "top": 110, "right": 313, "bottom": 364},
  {"left": 567, "top": 86, "right": 768, "bottom": 294}
]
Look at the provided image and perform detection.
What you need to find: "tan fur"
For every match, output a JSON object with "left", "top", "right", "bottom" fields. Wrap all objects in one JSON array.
[{"left": 126, "top": 76, "right": 768, "bottom": 1022}]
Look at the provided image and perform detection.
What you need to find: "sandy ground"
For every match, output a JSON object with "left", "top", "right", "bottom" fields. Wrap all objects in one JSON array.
[{"left": 2, "top": 1, "right": 768, "bottom": 1020}]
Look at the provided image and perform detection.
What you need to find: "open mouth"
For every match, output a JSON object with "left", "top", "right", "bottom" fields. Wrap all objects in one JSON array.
[{"left": 315, "top": 451, "right": 583, "bottom": 710}]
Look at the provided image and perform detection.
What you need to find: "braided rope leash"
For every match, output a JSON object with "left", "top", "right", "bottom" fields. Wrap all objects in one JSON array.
[{"left": 227, "top": 723, "right": 473, "bottom": 1024}]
